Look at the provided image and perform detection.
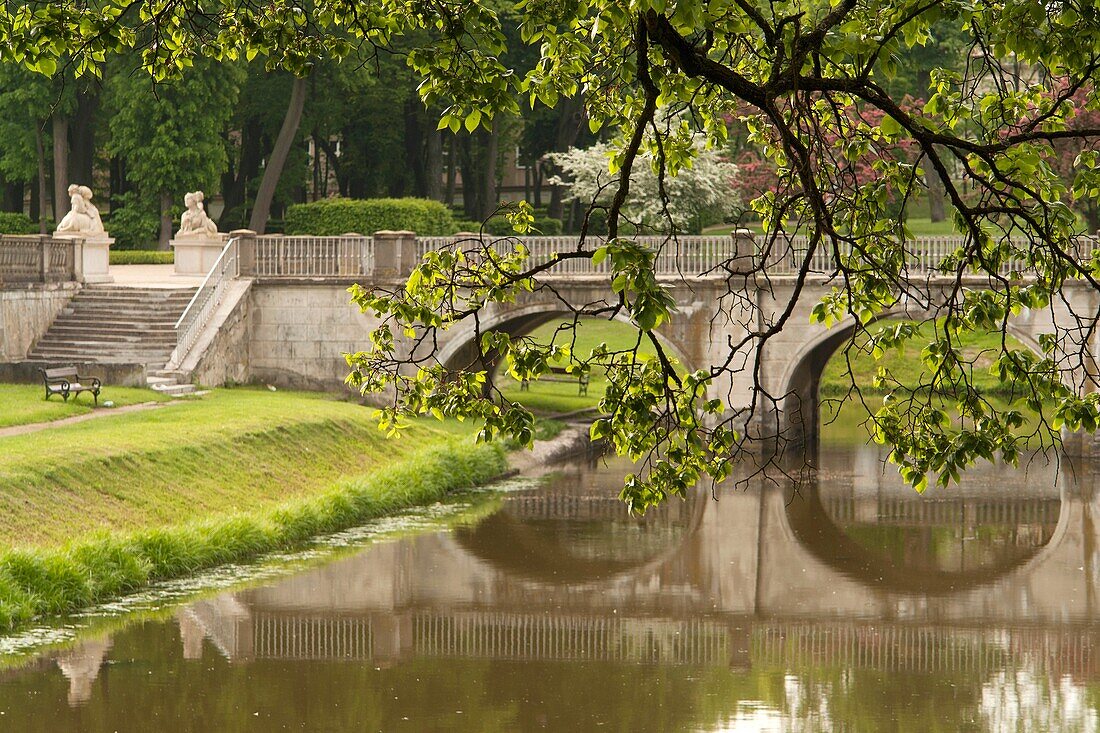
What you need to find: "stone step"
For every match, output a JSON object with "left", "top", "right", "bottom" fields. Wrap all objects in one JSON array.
[
  {"left": 30, "top": 284, "right": 196, "bottom": 370},
  {"left": 151, "top": 382, "right": 196, "bottom": 396},
  {"left": 40, "top": 325, "right": 178, "bottom": 334},
  {"left": 32, "top": 349, "right": 176, "bottom": 359},
  {"left": 78, "top": 287, "right": 195, "bottom": 294},
  {"left": 73, "top": 297, "right": 195, "bottom": 307},
  {"left": 58, "top": 307, "right": 188, "bottom": 316},
  {"left": 41, "top": 324, "right": 178, "bottom": 334},
  {"left": 44, "top": 324, "right": 178, "bottom": 334},
  {"left": 84, "top": 287, "right": 197, "bottom": 295},
  {"left": 29, "top": 348, "right": 175, "bottom": 357},
  {"left": 34, "top": 337, "right": 176, "bottom": 348},
  {"left": 146, "top": 375, "right": 177, "bottom": 387}
]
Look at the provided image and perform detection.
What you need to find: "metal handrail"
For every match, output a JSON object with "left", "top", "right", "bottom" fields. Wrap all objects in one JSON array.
[{"left": 170, "top": 236, "right": 240, "bottom": 368}]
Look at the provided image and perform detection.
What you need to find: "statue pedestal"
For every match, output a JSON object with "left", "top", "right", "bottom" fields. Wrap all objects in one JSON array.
[
  {"left": 56, "top": 233, "right": 113, "bottom": 283},
  {"left": 171, "top": 235, "right": 228, "bottom": 276}
]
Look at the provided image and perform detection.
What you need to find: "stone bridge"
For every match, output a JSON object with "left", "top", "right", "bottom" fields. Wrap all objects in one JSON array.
[
  {"left": 171, "top": 449, "right": 1100, "bottom": 677},
  {"left": 153, "top": 231, "right": 1100, "bottom": 449},
  {"left": 5, "top": 231, "right": 1098, "bottom": 448}
]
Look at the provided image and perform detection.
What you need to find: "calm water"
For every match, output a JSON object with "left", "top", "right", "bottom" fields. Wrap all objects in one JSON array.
[{"left": 2, "top": 443, "right": 1099, "bottom": 731}]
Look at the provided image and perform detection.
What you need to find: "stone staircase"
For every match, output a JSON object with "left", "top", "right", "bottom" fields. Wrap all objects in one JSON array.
[{"left": 27, "top": 285, "right": 199, "bottom": 396}]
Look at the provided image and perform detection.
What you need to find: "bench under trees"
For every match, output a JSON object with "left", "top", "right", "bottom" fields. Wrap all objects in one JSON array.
[
  {"left": 39, "top": 367, "right": 102, "bottom": 404},
  {"left": 521, "top": 366, "right": 589, "bottom": 396}
]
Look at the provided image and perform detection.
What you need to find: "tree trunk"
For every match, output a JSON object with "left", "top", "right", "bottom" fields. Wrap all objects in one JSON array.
[
  {"left": 69, "top": 88, "right": 99, "bottom": 187},
  {"left": 926, "top": 167, "right": 946, "bottom": 223},
  {"left": 530, "top": 162, "right": 543, "bottom": 206},
  {"left": 546, "top": 96, "right": 585, "bottom": 220},
  {"left": 52, "top": 114, "right": 69, "bottom": 221},
  {"left": 458, "top": 136, "right": 478, "bottom": 220},
  {"left": 481, "top": 121, "right": 499, "bottom": 220},
  {"left": 403, "top": 99, "right": 425, "bottom": 197},
  {"left": 109, "top": 156, "right": 128, "bottom": 200},
  {"left": 426, "top": 129, "right": 443, "bottom": 201},
  {"left": 444, "top": 136, "right": 457, "bottom": 207},
  {"left": 0, "top": 177, "right": 22, "bottom": 213},
  {"left": 35, "top": 125, "right": 48, "bottom": 232},
  {"left": 250, "top": 74, "right": 308, "bottom": 234},
  {"left": 315, "top": 136, "right": 345, "bottom": 199},
  {"left": 221, "top": 119, "right": 265, "bottom": 228},
  {"left": 157, "top": 192, "right": 173, "bottom": 250},
  {"left": 311, "top": 134, "right": 321, "bottom": 201}
]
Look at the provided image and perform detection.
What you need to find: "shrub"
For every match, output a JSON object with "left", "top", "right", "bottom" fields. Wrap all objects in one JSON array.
[
  {"left": 107, "top": 194, "right": 160, "bottom": 250},
  {"left": 0, "top": 212, "right": 42, "bottom": 234},
  {"left": 285, "top": 197, "right": 456, "bottom": 236},
  {"left": 451, "top": 220, "right": 484, "bottom": 234},
  {"left": 533, "top": 215, "right": 563, "bottom": 235},
  {"left": 111, "top": 250, "right": 174, "bottom": 265}
]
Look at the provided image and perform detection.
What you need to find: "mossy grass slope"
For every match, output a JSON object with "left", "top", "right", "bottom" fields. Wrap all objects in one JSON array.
[
  {"left": 0, "top": 388, "right": 477, "bottom": 547},
  {"left": 0, "top": 441, "right": 506, "bottom": 631}
]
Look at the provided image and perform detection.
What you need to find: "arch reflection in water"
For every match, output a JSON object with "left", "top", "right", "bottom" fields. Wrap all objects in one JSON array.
[
  {"left": 787, "top": 445, "right": 1062, "bottom": 592},
  {"left": 4, "top": 447, "right": 1100, "bottom": 731}
]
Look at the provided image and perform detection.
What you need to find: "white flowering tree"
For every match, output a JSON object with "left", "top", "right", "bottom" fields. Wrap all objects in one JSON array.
[{"left": 548, "top": 138, "right": 739, "bottom": 234}]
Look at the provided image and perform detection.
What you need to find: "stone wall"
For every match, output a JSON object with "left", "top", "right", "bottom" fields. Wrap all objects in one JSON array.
[
  {"left": 0, "top": 283, "right": 79, "bottom": 361},
  {"left": 247, "top": 283, "right": 379, "bottom": 392},
  {"left": 187, "top": 281, "right": 253, "bottom": 388},
  {"left": 0, "top": 360, "right": 146, "bottom": 387}
]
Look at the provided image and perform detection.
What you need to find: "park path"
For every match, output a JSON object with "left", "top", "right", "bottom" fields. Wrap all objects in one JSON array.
[{"left": 0, "top": 401, "right": 170, "bottom": 439}]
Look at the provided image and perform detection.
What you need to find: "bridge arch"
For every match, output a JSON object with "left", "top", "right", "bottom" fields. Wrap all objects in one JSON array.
[
  {"left": 773, "top": 308, "right": 1048, "bottom": 450},
  {"left": 436, "top": 302, "right": 699, "bottom": 376}
]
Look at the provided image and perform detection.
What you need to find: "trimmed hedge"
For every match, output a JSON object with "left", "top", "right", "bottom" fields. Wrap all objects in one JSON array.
[
  {"left": 110, "top": 250, "right": 174, "bottom": 265},
  {"left": 285, "top": 197, "right": 456, "bottom": 236},
  {"left": 0, "top": 441, "right": 506, "bottom": 631},
  {"left": 451, "top": 215, "right": 563, "bottom": 236},
  {"left": 482, "top": 214, "right": 563, "bottom": 236}
]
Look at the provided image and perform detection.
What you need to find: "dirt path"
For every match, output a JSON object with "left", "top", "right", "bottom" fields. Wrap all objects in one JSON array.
[{"left": 0, "top": 401, "right": 171, "bottom": 439}]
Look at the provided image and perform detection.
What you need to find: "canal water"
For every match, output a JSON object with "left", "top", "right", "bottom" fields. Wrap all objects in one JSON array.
[{"left": 1, "top": 440, "right": 1098, "bottom": 731}]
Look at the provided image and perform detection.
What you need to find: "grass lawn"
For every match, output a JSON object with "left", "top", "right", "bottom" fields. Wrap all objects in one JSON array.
[
  {"left": 819, "top": 319, "right": 1028, "bottom": 396},
  {"left": 0, "top": 387, "right": 480, "bottom": 548},
  {"left": 0, "top": 383, "right": 170, "bottom": 429},
  {"left": 498, "top": 318, "right": 659, "bottom": 415}
]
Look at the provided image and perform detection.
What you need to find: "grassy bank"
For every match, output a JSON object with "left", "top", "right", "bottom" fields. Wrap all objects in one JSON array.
[
  {"left": 0, "top": 389, "right": 480, "bottom": 547},
  {"left": 0, "top": 441, "right": 505, "bottom": 630},
  {"left": 0, "top": 383, "right": 169, "bottom": 430}
]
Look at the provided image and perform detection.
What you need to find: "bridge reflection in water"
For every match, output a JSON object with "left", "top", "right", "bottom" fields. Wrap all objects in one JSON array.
[
  {"left": 171, "top": 448, "right": 1097, "bottom": 671},
  {"left": 19, "top": 445, "right": 1100, "bottom": 728}
]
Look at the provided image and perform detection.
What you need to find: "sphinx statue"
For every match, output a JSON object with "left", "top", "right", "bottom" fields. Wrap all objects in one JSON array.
[
  {"left": 176, "top": 190, "right": 219, "bottom": 238},
  {"left": 56, "top": 184, "right": 106, "bottom": 235}
]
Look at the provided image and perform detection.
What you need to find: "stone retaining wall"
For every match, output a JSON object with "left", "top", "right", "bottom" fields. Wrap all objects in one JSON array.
[
  {"left": 0, "top": 283, "right": 80, "bottom": 361},
  {"left": 0, "top": 360, "right": 146, "bottom": 387},
  {"left": 246, "top": 283, "right": 379, "bottom": 392}
]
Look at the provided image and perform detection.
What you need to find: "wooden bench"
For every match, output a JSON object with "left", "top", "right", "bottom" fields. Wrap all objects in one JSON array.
[
  {"left": 39, "top": 366, "right": 102, "bottom": 404},
  {"left": 520, "top": 366, "right": 589, "bottom": 396}
]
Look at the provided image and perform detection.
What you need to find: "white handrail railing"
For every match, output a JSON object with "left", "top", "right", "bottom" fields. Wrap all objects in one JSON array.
[{"left": 170, "top": 237, "right": 240, "bottom": 368}]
